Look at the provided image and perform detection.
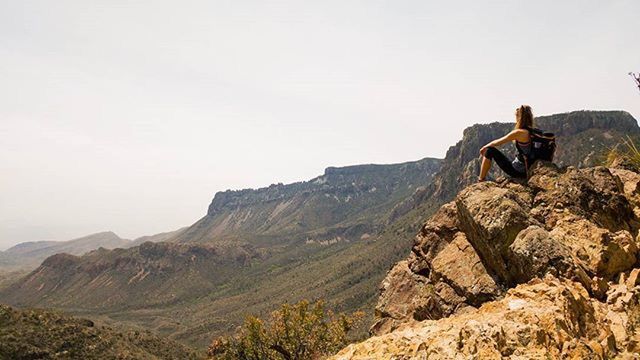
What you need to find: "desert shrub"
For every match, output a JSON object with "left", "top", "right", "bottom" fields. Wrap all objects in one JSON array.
[{"left": 208, "top": 299, "right": 363, "bottom": 360}]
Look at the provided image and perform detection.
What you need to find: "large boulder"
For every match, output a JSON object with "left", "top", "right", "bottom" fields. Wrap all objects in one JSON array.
[
  {"left": 455, "top": 181, "right": 534, "bottom": 286},
  {"left": 370, "top": 162, "right": 640, "bottom": 338},
  {"left": 371, "top": 203, "right": 500, "bottom": 334},
  {"left": 509, "top": 225, "right": 591, "bottom": 286}
]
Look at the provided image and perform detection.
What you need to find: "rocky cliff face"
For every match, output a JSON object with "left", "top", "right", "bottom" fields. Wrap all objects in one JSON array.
[
  {"left": 205, "top": 162, "right": 441, "bottom": 216},
  {"left": 171, "top": 158, "right": 442, "bottom": 245},
  {"left": 332, "top": 162, "right": 640, "bottom": 358}
]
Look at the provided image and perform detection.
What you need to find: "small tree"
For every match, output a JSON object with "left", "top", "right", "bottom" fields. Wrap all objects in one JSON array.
[{"left": 208, "top": 300, "right": 363, "bottom": 360}]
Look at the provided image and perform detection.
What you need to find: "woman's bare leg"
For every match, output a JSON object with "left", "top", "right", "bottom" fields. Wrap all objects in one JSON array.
[{"left": 479, "top": 156, "right": 491, "bottom": 181}]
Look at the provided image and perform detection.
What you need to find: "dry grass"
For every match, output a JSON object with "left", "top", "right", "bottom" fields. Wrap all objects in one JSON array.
[{"left": 605, "top": 136, "right": 640, "bottom": 170}]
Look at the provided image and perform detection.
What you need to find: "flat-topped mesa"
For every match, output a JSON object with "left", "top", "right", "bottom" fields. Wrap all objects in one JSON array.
[
  {"left": 325, "top": 164, "right": 383, "bottom": 176},
  {"left": 207, "top": 185, "right": 295, "bottom": 216},
  {"left": 371, "top": 161, "right": 640, "bottom": 336},
  {"left": 206, "top": 157, "right": 442, "bottom": 217},
  {"left": 535, "top": 110, "right": 638, "bottom": 135},
  {"left": 173, "top": 157, "right": 444, "bottom": 246},
  {"left": 323, "top": 161, "right": 432, "bottom": 177}
]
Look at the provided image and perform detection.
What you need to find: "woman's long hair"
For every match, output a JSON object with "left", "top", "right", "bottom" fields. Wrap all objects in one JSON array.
[{"left": 515, "top": 105, "right": 534, "bottom": 129}]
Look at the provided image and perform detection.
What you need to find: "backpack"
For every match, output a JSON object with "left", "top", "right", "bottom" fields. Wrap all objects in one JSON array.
[{"left": 527, "top": 127, "right": 556, "bottom": 162}]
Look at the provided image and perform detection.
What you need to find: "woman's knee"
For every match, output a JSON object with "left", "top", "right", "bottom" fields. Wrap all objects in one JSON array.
[{"left": 484, "top": 146, "right": 498, "bottom": 159}]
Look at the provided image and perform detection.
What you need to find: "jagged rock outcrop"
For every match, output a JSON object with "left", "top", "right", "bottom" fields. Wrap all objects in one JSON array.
[
  {"left": 339, "top": 161, "right": 640, "bottom": 358},
  {"left": 333, "top": 275, "right": 640, "bottom": 359}
]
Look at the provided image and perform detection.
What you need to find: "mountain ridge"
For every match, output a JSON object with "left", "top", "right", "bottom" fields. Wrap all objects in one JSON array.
[
  {"left": 171, "top": 156, "right": 443, "bottom": 246},
  {"left": 206, "top": 159, "right": 441, "bottom": 213},
  {"left": 0, "top": 229, "right": 190, "bottom": 274}
]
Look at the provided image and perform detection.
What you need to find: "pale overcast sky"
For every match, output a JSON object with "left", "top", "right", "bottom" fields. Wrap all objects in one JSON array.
[{"left": 1, "top": 0, "right": 639, "bottom": 249}]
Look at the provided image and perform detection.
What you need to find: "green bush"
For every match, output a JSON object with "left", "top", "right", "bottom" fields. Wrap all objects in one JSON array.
[{"left": 208, "top": 300, "right": 363, "bottom": 360}]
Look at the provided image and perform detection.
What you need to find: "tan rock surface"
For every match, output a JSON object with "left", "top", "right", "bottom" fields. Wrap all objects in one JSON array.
[
  {"left": 372, "top": 163, "right": 640, "bottom": 337},
  {"left": 333, "top": 276, "right": 627, "bottom": 359},
  {"left": 353, "top": 163, "right": 640, "bottom": 359}
]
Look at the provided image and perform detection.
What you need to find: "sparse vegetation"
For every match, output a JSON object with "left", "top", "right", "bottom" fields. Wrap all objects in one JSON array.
[
  {"left": 0, "top": 304, "right": 204, "bottom": 360},
  {"left": 605, "top": 136, "right": 640, "bottom": 170},
  {"left": 208, "top": 300, "right": 364, "bottom": 360}
]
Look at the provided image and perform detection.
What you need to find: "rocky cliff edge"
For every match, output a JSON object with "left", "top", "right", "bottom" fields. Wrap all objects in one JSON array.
[{"left": 332, "top": 162, "right": 640, "bottom": 359}]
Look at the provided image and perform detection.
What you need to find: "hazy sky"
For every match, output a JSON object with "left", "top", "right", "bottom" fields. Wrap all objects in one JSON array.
[{"left": 1, "top": 0, "right": 639, "bottom": 249}]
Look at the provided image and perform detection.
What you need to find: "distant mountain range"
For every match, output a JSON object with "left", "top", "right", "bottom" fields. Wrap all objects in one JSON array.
[
  {"left": 0, "top": 229, "right": 186, "bottom": 272},
  {"left": 1, "top": 110, "right": 638, "bottom": 350},
  {"left": 0, "top": 232, "right": 129, "bottom": 270}
]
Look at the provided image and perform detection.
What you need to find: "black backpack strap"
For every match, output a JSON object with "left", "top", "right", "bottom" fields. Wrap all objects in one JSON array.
[
  {"left": 515, "top": 143, "right": 530, "bottom": 179},
  {"left": 518, "top": 127, "right": 534, "bottom": 178}
]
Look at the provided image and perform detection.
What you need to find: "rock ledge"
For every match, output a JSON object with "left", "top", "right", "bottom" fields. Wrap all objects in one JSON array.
[{"left": 334, "top": 162, "right": 640, "bottom": 359}]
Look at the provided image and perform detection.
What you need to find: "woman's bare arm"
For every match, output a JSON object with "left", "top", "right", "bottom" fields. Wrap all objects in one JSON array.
[{"left": 479, "top": 130, "right": 524, "bottom": 156}]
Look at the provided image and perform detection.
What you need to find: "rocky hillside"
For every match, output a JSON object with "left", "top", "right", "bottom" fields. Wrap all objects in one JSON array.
[
  {"left": 331, "top": 162, "right": 640, "bottom": 358},
  {"left": 171, "top": 158, "right": 442, "bottom": 246},
  {"left": 0, "top": 241, "right": 260, "bottom": 310},
  {"left": 0, "top": 304, "right": 203, "bottom": 359}
]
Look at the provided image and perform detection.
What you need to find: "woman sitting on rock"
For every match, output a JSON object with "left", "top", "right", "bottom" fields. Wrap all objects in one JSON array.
[{"left": 478, "top": 105, "right": 533, "bottom": 181}]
